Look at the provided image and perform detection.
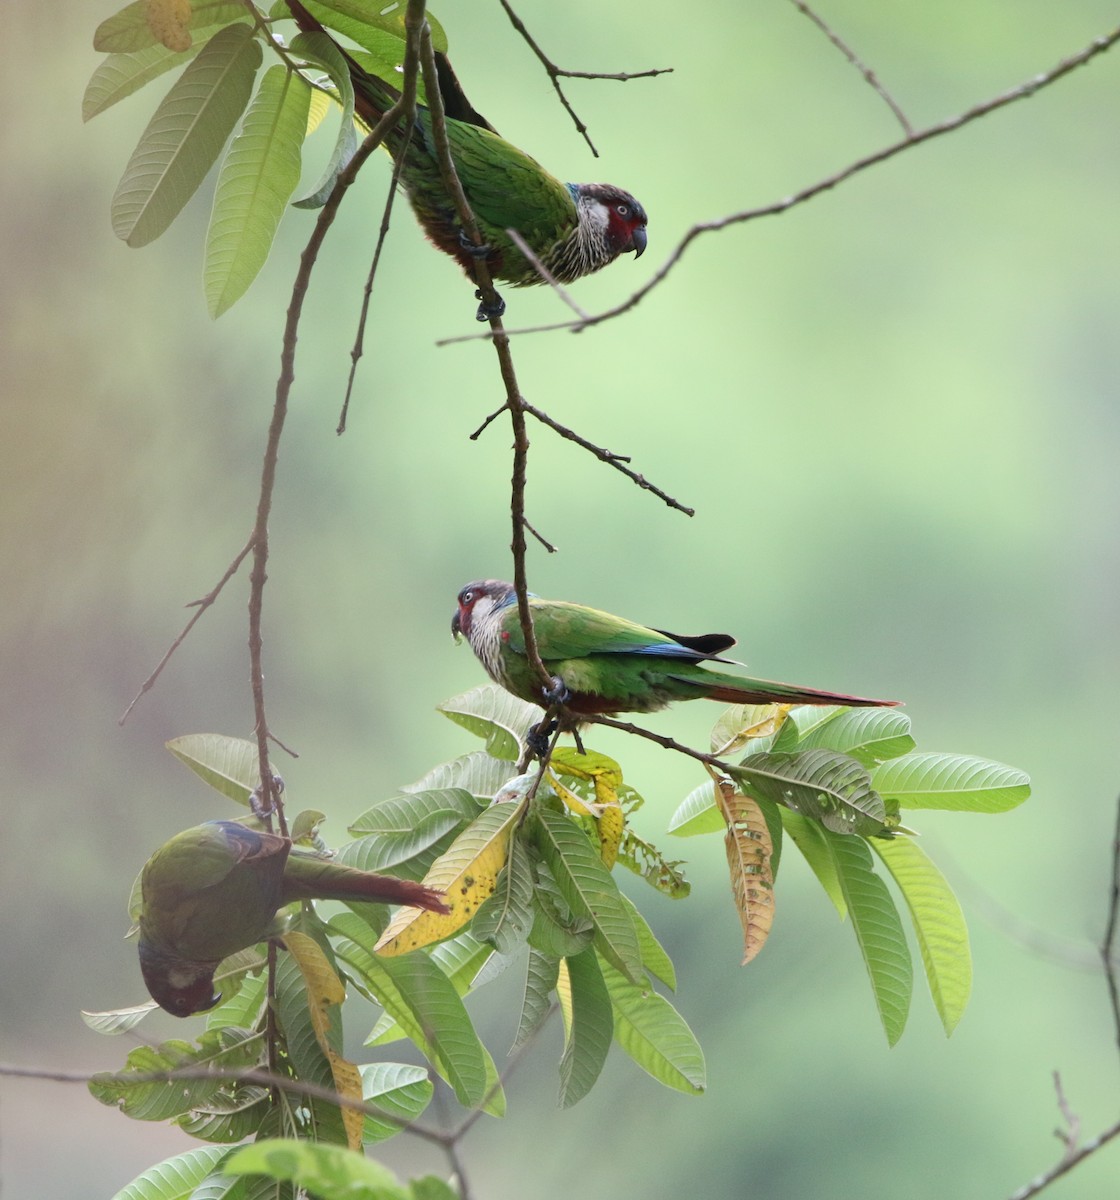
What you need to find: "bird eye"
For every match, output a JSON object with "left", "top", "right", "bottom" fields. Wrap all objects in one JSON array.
[
  {"left": 616, "top": 203, "right": 630, "bottom": 217},
  {"left": 462, "top": 590, "right": 475, "bottom": 605}
]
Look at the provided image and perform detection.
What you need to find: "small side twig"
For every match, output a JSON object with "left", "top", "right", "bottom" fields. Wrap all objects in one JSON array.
[
  {"left": 521, "top": 399, "right": 694, "bottom": 516},
  {"left": 1101, "top": 792, "right": 1120, "bottom": 1058},
  {"left": 786, "top": 0, "right": 912, "bottom": 135},
  {"left": 119, "top": 533, "right": 255, "bottom": 724},
  {"left": 496, "top": 0, "right": 671, "bottom": 157}
]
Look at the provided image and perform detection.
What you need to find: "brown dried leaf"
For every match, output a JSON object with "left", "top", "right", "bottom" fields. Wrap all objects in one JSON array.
[{"left": 715, "top": 778, "right": 775, "bottom": 965}]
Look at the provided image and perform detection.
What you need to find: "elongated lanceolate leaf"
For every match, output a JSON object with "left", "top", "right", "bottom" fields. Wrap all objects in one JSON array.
[
  {"left": 730, "top": 749, "right": 888, "bottom": 837},
  {"left": 779, "top": 808, "right": 846, "bottom": 918},
  {"left": 112, "top": 24, "right": 261, "bottom": 248},
  {"left": 94, "top": 0, "right": 249, "bottom": 53},
  {"left": 514, "top": 948, "right": 560, "bottom": 1049},
  {"left": 85, "top": 41, "right": 204, "bottom": 121},
  {"left": 872, "top": 753, "right": 1030, "bottom": 812},
  {"left": 872, "top": 838, "right": 971, "bottom": 1034},
  {"left": 557, "top": 949, "right": 613, "bottom": 1107},
  {"left": 709, "top": 703, "right": 789, "bottom": 756},
  {"left": 716, "top": 780, "right": 776, "bottom": 965},
  {"left": 667, "top": 778, "right": 723, "bottom": 837},
  {"left": 620, "top": 893, "right": 676, "bottom": 991},
  {"left": 358, "top": 1062, "right": 433, "bottom": 1144},
  {"left": 375, "top": 801, "right": 525, "bottom": 955},
  {"left": 226, "top": 1140, "right": 403, "bottom": 1199},
  {"left": 289, "top": 31, "right": 358, "bottom": 208},
  {"left": 471, "top": 832, "right": 534, "bottom": 953},
  {"left": 599, "top": 959, "right": 705, "bottom": 1095},
  {"left": 794, "top": 707, "right": 915, "bottom": 767},
  {"left": 165, "top": 732, "right": 266, "bottom": 804},
  {"left": 824, "top": 830, "right": 912, "bottom": 1045},
  {"left": 205, "top": 64, "right": 311, "bottom": 315},
  {"left": 403, "top": 750, "right": 518, "bottom": 799},
  {"left": 534, "top": 808, "right": 644, "bottom": 984},
  {"left": 104, "top": 1146, "right": 233, "bottom": 1200},
  {"left": 302, "top": 0, "right": 448, "bottom": 55},
  {"left": 438, "top": 685, "right": 542, "bottom": 761}
]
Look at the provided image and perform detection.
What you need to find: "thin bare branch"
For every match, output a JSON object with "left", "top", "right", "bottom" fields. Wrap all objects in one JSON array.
[
  {"left": 417, "top": 23, "right": 554, "bottom": 697},
  {"left": 523, "top": 516, "right": 558, "bottom": 553},
  {"left": 443, "top": 22, "right": 1120, "bottom": 344},
  {"left": 497, "top": 0, "right": 671, "bottom": 157},
  {"left": 119, "top": 533, "right": 255, "bottom": 724},
  {"left": 1100, "top": 792, "right": 1120, "bottom": 1059},
  {"left": 522, "top": 398, "right": 694, "bottom": 516},
  {"left": 1006, "top": 1114, "right": 1120, "bottom": 1200},
  {"left": 505, "top": 227, "right": 589, "bottom": 319},
  {"left": 786, "top": 0, "right": 912, "bottom": 135}
]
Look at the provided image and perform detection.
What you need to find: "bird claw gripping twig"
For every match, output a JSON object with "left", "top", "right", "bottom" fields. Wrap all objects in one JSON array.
[{"left": 474, "top": 287, "right": 506, "bottom": 321}]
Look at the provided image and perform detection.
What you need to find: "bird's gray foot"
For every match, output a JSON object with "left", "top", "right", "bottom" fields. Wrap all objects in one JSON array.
[
  {"left": 526, "top": 718, "right": 557, "bottom": 760},
  {"left": 459, "top": 229, "right": 492, "bottom": 260},
  {"left": 249, "top": 774, "right": 285, "bottom": 818},
  {"left": 543, "top": 676, "right": 571, "bottom": 707},
  {"left": 474, "top": 288, "right": 506, "bottom": 322}
]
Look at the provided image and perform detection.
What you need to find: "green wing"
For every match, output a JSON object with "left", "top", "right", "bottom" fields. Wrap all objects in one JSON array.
[{"left": 503, "top": 599, "right": 682, "bottom": 660}]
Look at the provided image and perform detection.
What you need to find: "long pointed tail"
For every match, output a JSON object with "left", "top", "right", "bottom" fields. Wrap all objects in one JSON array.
[
  {"left": 284, "top": 858, "right": 449, "bottom": 912},
  {"left": 670, "top": 671, "right": 897, "bottom": 708}
]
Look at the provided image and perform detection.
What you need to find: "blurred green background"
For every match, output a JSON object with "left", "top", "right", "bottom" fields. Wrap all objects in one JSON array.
[{"left": 3, "top": 0, "right": 1120, "bottom": 1195}]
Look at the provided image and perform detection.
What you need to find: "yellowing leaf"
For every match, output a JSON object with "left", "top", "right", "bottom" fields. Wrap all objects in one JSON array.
[
  {"left": 715, "top": 778, "right": 775, "bottom": 965},
  {"left": 374, "top": 802, "right": 525, "bottom": 956},
  {"left": 283, "top": 931, "right": 364, "bottom": 1150},
  {"left": 710, "top": 703, "right": 790, "bottom": 757},
  {"left": 146, "top": 0, "right": 192, "bottom": 51},
  {"left": 549, "top": 748, "right": 625, "bottom": 867}
]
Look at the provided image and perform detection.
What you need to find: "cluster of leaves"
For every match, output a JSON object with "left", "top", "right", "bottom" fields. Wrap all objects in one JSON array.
[
  {"left": 85, "top": 0, "right": 439, "bottom": 315},
  {"left": 87, "top": 688, "right": 1027, "bottom": 1198}
]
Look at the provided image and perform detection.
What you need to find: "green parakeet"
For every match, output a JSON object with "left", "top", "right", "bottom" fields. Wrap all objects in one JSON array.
[
  {"left": 137, "top": 820, "right": 446, "bottom": 1016},
  {"left": 287, "top": 1, "right": 647, "bottom": 318},
  {"left": 452, "top": 579, "right": 896, "bottom": 720}
]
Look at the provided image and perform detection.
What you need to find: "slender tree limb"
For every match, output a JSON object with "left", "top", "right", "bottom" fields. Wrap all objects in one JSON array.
[
  {"left": 119, "top": 534, "right": 255, "bottom": 724},
  {"left": 496, "top": 0, "right": 671, "bottom": 157},
  {"left": 247, "top": 0, "right": 426, "bottom": 834},
  {"left": 1101, "top": 793, "right": 1120, "bottom": 1058},
  {"left": 441, "top": 22, "right": 1120, "bottom": 344},
  {"left": 1006, "top": 1113, "right": 1120, "bottom": 1200},
  {"left": 521, "top": 398, "right": 694, "bottom": 516},
  {"left": 417, "top": 23, "right": 554, "bottom": 696},
  {"left": 786, "top": 0, "right": 912, "bottom": 135}
]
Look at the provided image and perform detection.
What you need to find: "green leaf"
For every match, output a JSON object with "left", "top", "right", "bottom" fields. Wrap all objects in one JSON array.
[
  {"left": 825, "top": 831, "right": 912, "bottom": 1045},
  {"left": 89, "top": 1028, "right": 264, "bottom": 1121},
  {"left": 709, "top": 702, "right": 788, "bottom": 756},
  {"left": 226, "top": 1140, "right": 407, "bottom": 1200},
  {"left": 872, "top": 753, "right": 1030, "bottom": 812},
  {"left": 794, "top": 707, "right": 916, "bottom": 767},
  {"left": 358, "top": 1062, "right": 433, "bottom": 1144},
  {"left": 403, "top": 751, "right": 517, "bottom": 799},
  {"left": 533, "top": 808, "right": 644, "bottom": 984},
  {"left": 410, "top": 1177, "right": 460, "bottom": 1200},
  {"left": 85, "top": 41, "right": 204, "bottom": 121},
  {"left": 599, "top": 958, "right": 705, "bottom": 1095},
  {"left": 513, "top": 948, "right": 559, "bottom": 1049},
  {"left": 165, "top": 733, "right": 265, "bottom": 804},
  {"left": 81, "top": 1002, "right": 155, "bottom": 1035},
  {"left": 205, "top": 63, "right": 311, "bottom": 315},
  {"left": 358, "top": 951, "right": 489, "bottom": 1109},
  {"left": 290, "top": 31, "right": 358, "bottom": 208},
  {"left": 871, "top": 838, "right": 971, "bottom": 1034},
  {"left": 558, "top": 948, "right": 612, "bottom": 1107},
  {"left": 349, "top": 788, "right": 482, "bottom": 839},
  {"left": 112, "top": 24, "right": 261, "bottom": 248},
  {"left": 620, "top": 894, "right": 676, "bottom": 991},
  {"left": 780, "top": 808, "right": 846, "bottom": 918},
  {"left": 438, "top": 685, "right": 542, "bottom": 761},
  {"left": 300, "top": 0, "right": 448, "bottom": 55},
  {"left": 94, "top": 0, "right": 250, "bottom": 53},
  {"left": 106, "top": 1146, "right": 232, "bottom": 1200},
  {"left": 730, "top": 749, "right": 888, "bottom": 837},
  {"left": 471, "top": 833, "right": 534, "bottom": 953},
  {"left": 666, "top": 779, "right": 723, "bottom": 837}
]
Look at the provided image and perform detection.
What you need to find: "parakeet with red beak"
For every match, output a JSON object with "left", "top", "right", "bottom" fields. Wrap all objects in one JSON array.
[
  {"left": 452, "top": 580, "right": 897, "bottom": 720},
  {"left": 137, "top": 820, "right": 447, "bottom": 1017},
  {"left": 287, "top": 1, "right": 647, "bottom": 318}
]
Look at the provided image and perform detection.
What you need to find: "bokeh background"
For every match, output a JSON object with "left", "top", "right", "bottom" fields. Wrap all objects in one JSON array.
[{"left": 3, "top": 1, "right": 1119, "bottom": 1196}]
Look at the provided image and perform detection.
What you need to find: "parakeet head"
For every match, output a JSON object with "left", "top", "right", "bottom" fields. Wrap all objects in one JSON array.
[
  {"left": 452, "top": 579, "right": 516, "bottom": 642},
  {"left": 138, "top": 941, "right": 222, "bottom": 1017}
]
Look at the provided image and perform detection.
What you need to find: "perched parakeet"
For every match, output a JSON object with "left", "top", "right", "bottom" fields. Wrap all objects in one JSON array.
[
  {"left": 452, "top": 579, "right": 897, "bottom": 720},
  {"left": 287, "top": 1, "right": 647, "bottom": 317},
  {"left": 137, "top": 820, "right": 447, "bottom": 1016}
]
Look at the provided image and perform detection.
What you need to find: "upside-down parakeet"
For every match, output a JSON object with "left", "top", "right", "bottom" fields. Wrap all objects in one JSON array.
[
  {"left": 287, "top": 1, "right": 647, "bottom": 317},
  {"left": 452, "top": 579, "right": 896, "bottom": 720},
  {"left": 137, "top": 820, "right": 447, "bottom": 1016}
]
